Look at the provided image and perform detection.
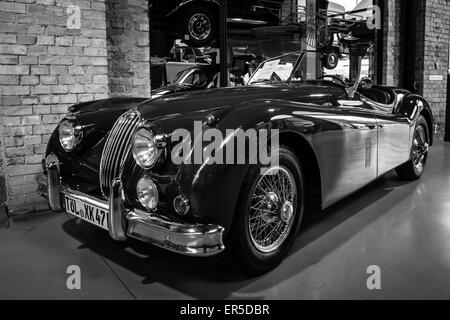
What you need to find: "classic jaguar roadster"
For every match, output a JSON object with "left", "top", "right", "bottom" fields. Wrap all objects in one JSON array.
[{"left": 37, "top": 51, "right": 433, "bottom": 275}]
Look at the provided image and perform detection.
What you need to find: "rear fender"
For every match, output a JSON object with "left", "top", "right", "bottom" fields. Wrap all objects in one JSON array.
[{"left": 396, "top": 94, "right": 434, "bottom": 145}]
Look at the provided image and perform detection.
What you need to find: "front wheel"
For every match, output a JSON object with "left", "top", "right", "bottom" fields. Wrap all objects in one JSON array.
[
  {"left": 396, "top": 115, "right": 430, "bottom": 180},
  {"left": 229, "top": 145, "right": 305, "bottom": 276}
]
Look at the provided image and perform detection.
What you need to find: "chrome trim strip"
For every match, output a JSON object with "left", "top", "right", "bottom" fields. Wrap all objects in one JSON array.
[{"left": 36, "top": 173, "right": 225, "bottom": 257}]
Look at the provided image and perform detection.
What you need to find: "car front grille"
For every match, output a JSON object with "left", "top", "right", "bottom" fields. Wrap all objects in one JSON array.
[{"left": 99, "top": 110, "right": 141, "bottom": 198}]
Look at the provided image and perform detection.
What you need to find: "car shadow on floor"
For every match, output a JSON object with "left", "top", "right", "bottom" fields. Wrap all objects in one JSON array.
[{"left": 61, "top": 171, "right": 415, "bottom": 299}]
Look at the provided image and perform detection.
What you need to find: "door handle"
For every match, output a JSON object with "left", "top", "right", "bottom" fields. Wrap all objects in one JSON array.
[{"left": 338, "top": 100, "right": 364, "bottom": 108}]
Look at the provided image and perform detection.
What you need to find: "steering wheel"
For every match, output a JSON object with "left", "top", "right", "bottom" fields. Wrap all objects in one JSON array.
[{"left": 319, "top": 75, "right": 347, "bottom": 87}]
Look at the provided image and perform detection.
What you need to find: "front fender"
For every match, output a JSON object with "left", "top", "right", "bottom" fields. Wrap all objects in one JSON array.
[
  {"left": 45, "top": 98, "right": 147, "bottom": 192},
  {"left": 139, "top": 101, "right": 318, "bottom": 234},
  {"left": 46, "top": 98, "right": 146, "bottom": 157}
]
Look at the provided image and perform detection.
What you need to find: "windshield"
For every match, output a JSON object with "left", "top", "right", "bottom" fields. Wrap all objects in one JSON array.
[{"left": 247, "top": 52, "right": 303, "bottom": 85}]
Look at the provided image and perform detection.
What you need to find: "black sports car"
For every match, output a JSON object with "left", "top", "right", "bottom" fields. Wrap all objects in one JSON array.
[{"left": 38, "top": 51, "right": 433, "bottom": 275}]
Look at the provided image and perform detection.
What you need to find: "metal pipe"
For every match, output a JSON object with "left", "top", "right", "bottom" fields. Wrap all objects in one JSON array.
[{"left": 219, "top": 0, "right": 228, "bottom": 87}]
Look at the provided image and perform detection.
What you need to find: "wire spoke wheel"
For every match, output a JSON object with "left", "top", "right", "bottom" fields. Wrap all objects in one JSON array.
[
  {"left": 188, "top": 13, "right": 211, "bottom": 41},
  {"left": 248, "top": 166, "right": 297, "bottom": 253},
  {"left": 412, "top": 125, "right": 428, "bottom": 172},
  {"left": 395, "top": 115, "right": 430, "bottom": 181}
]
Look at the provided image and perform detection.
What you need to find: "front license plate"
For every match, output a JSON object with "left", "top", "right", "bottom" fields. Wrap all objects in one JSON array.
[{"left": 64, "top": 195, "right": 109, "bottom": 230}]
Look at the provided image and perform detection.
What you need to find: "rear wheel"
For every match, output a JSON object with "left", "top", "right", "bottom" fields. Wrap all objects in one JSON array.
[
  {"left": 229, "top": 145, "right": 304, "bottom": 276},
  {"left": 396, "top": 115, "right": 430, "bottom": 180}
]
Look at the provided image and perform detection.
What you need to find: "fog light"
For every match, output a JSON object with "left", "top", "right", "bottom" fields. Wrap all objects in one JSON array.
[
  {"left": 173, "top": 195, "right": 190, "bottom": 216},
  {"left": 136, "top": 176, "right": 159, "bottom": 211}
]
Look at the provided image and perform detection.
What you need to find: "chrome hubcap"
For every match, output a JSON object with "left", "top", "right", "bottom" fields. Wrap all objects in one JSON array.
[
  {"left": 280, "top": 201, "right": 294, "bottom": 223},
  {"left": 260, "top": 192, "right": 279, "bottom": 224},
  {"left": 188, "top": 13, "right": 211, "bottom": 41},
  {"left": 248, "top": 166, "right": 297, "bottom": 253},
  {"left": 412, "top": 125, "right": 428, "bottom": 172}
]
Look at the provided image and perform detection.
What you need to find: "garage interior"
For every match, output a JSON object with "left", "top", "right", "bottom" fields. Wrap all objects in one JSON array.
[{"left": 1, "top": 0, "right": 450, "bottom": 299}]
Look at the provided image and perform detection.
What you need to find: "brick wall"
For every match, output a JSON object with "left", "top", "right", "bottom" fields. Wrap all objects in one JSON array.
[
  {"left": 382, "top": 0, "right": 404, "bottom": 87},
  {"left": 381, "top": 0, "right": 449, "bottom": 132},
  {"left": 106, "top": 0, "right": 150, "bottom": 97},
  {"left": 0, "top": 0, "right": 149, "bottom": 215},
  {"left": 420, "top": 0, "right": 450, "bottom": 130},
  {"left": 0, "top": 0, "right": 109, "bottom": 214}
]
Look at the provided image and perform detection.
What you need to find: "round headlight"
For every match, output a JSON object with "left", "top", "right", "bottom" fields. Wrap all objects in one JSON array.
[
  {"left": 59, "top": 120, "right": 82, "bottom": 152},
  {"left": 136, "top": 176, "right": 159, "bottom": 211},
  {"left": 132, "top": 128, "right": 159, "bottom": 169}
]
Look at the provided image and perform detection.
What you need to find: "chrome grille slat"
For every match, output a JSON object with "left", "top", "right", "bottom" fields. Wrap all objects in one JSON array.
[
  {"left": 99, "top": 111, "right": 141, "bottom": 198},
  {"left": 109, "top": 120, "right": 136, "bottom": 182},
  {"left": 102, "top": 113, "right": 139, "bottom": 195},
  {"left": 104, "top": 119, "right": 128, "bottom": 185},
  {"left": 105, "top": 118, "right": 128, "bottom": 169}
]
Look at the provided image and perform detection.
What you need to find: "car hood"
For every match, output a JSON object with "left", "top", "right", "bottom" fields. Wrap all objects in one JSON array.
[
  {"left": 70, "top": 97, "right": 149, "bottom": 114},
  {"left": 138, "top": 83, "right": 341, "bottom": 121},
  {"left": 150, "top": 83, "right": 202, "bottom": 98}
]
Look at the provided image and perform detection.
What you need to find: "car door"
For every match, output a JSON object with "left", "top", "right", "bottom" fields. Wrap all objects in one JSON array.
[
  {"left": 300, "top": 99, "right": 379, "bottom": 208},
  {"left": 358, "top": 93, "right": 412, "bottom": 177},
  {"left": 372, "top": 109, "right": 412, "bottom": 177}
]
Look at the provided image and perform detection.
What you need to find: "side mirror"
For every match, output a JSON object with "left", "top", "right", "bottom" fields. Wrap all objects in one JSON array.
[{"left": 359, "top": 77, "right": 373, "bottom": 89}]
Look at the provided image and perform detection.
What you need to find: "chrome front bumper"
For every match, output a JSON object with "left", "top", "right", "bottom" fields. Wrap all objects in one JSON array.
[{"left": 36, "top": 163, "right": 225, "bottom": 257}]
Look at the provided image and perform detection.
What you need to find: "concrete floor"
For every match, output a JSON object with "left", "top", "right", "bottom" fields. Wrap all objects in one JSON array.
[{"left": 1, "top": 142, "right": 449, "bottom": 300}]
